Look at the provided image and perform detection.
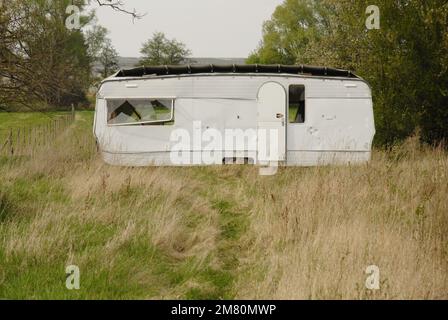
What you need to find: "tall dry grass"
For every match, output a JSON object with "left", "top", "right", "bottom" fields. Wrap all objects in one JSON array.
[
  {"left": 1, "top": 113, "right": 223, "bottom": 299},
  {"left": 0, "top": 114, "right": 447, "bottom": 299},
  {"left": 234, "top": 137, "right": 448, "bottom": 299}
]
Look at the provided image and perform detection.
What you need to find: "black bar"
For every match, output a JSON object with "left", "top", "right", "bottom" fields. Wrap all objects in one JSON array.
[
  {"left": 0, "top": 300, "right": 444, "bottom": 319},
  {"left": 115, "top": 64, "right": 358, "bottom": 79}
]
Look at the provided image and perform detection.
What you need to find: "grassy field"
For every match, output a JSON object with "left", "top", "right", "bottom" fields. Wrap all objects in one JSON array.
[
  {"left": 0, "top": 112, "right": 447, "bottom": 299},
  {"left": 0, "top": 112, "right": 71, "bottom": 141}
]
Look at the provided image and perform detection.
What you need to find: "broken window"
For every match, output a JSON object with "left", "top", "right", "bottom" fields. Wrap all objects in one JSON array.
[
  {"left": 289, "top": 85, "right": 305, "bottom": 124},
  {"left": 107, "top": 99, "right": 174, "bottom": 125}
]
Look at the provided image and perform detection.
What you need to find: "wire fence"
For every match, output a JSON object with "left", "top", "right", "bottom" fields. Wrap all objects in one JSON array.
[{"left": 0, "top": 110, "right": 76, "bottom": 158}]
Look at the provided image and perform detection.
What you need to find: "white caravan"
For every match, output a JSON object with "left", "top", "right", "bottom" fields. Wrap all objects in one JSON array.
[{"left": 94, "top": 64, "right": 375, "bottom": 167}]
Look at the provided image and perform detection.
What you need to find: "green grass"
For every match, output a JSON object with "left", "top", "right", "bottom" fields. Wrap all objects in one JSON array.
[
  {"left": 0, "top": 119, "right": 250, "bottom": 299},
  {"left": 0, "top": 111, "right": 73, "bottom": 141},
  {"left": 0, "top": 111, "right": 71, "bottom": 130}
]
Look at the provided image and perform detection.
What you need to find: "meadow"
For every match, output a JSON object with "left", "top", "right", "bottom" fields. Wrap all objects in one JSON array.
[
  {"left": 0, "top": 112, "right": 447, "bottom": 299},
  {"left": 0, "top": 111, "right": 70, "bottom": 144},
  {"left": 0, "top": 112, "right": 71, "bottom": 136}
]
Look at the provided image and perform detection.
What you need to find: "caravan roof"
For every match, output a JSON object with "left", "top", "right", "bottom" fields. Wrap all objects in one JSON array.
[{"left": 114, "top": 64, "right": 359, "bottom": 79}]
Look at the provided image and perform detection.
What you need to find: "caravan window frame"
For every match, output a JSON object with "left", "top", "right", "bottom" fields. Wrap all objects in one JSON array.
[
  {"left": 105, "top": 97, "right": 176, "bottom": 127},
  {"left": 288, "top": 84, "right": 306, "bottom": 125}
]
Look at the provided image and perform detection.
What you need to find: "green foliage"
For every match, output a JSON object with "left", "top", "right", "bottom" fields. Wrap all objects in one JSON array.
[
  {"left": 85, "top": 25, "right": 109, "bottom": 59},
  {"left": 0, "top": 0, "right": 93, "bottom": 109},
  {"left": 0, "top": 0, "right": 136, "bottom": 110},
  {"left": 86, "top": 25, "right": 120, "bottom": 79},
  {"left": 139, "top": 32, "right": 191, "bottom": 66},
  {"left": 98, "top": 39, "right": 119, "bottom": 78},
  {"left": 247, "top": 0, "right": 326, "bottom": 65},
  {"left": 249, "top": 0, "right": 448, "bottom": 146}
]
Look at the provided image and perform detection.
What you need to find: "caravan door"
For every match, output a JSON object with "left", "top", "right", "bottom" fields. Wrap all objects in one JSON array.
[{"left": 257, "top": 82, "right": 287, "bottom": 163}]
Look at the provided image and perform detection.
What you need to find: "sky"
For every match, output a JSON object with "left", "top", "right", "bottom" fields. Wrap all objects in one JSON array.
[{"left": 88, "top": 0, "right": 284, "bottom": 58}]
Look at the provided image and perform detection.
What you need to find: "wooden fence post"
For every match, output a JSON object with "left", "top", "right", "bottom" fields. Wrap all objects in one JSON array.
[
  {"left": 22, "top": 126, "right": 26, "bottom": 152},
  {"left": 17, "top": 128, "right": 21, "bottom": 155},
  {"left": 37, "top": 126, "right": 41, "bottom": 147},
  {"left": 47, "top": 122, "right": 50, "bottom": 146},
  {"left": 28, "top": 126, "right": 32, "bottom": 153},
  {"left": 71, "top": 104, "right": 75, "bottom": 123},
  {"left": 32, "top": 127, "right": 35, "bottom": 156},
  {"left": 9, "top": 128, "right": 14, "bottom": 156}
]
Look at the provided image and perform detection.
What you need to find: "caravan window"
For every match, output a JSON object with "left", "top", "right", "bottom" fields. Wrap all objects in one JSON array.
[
  {"left": 289, "top": 85, "right": 305, "bottom": 123},
  {"left": 107, "top": 99, "right": 174, "bottom": 126}
]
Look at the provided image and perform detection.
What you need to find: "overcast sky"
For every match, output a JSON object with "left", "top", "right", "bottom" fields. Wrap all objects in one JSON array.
[{"left": 89, "top": 0, "right": 284, "bottom": 58}]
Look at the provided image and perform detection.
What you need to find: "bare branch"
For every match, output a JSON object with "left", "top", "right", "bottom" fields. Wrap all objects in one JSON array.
[{"left": 94, "top": 0, "right": 146, "bottom": 20}]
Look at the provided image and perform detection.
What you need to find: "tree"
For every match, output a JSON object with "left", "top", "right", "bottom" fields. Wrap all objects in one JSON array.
[
  {"left": 247, "top": 0, "right": 328, "bottom": 65},
  {"left": 98, "top": 39, "right": 119, "bottom": 78},
  {"left": 0, "top": 0, "right": 143, "bottom": 111},
  {"left": 139, "top": 32, "right": 191, "bottom": 66},
  {"left": 248, "top": 0, "right": 448, "bottom": 146},
  {"left": 85, "top": 25, "right": 108, "bottom": 59},
  {"left": 86, "top": 25, "right": 119, "bottom": 78},
  {"left": 0, "top": 0, "right": 92, "bottom": 109}
]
